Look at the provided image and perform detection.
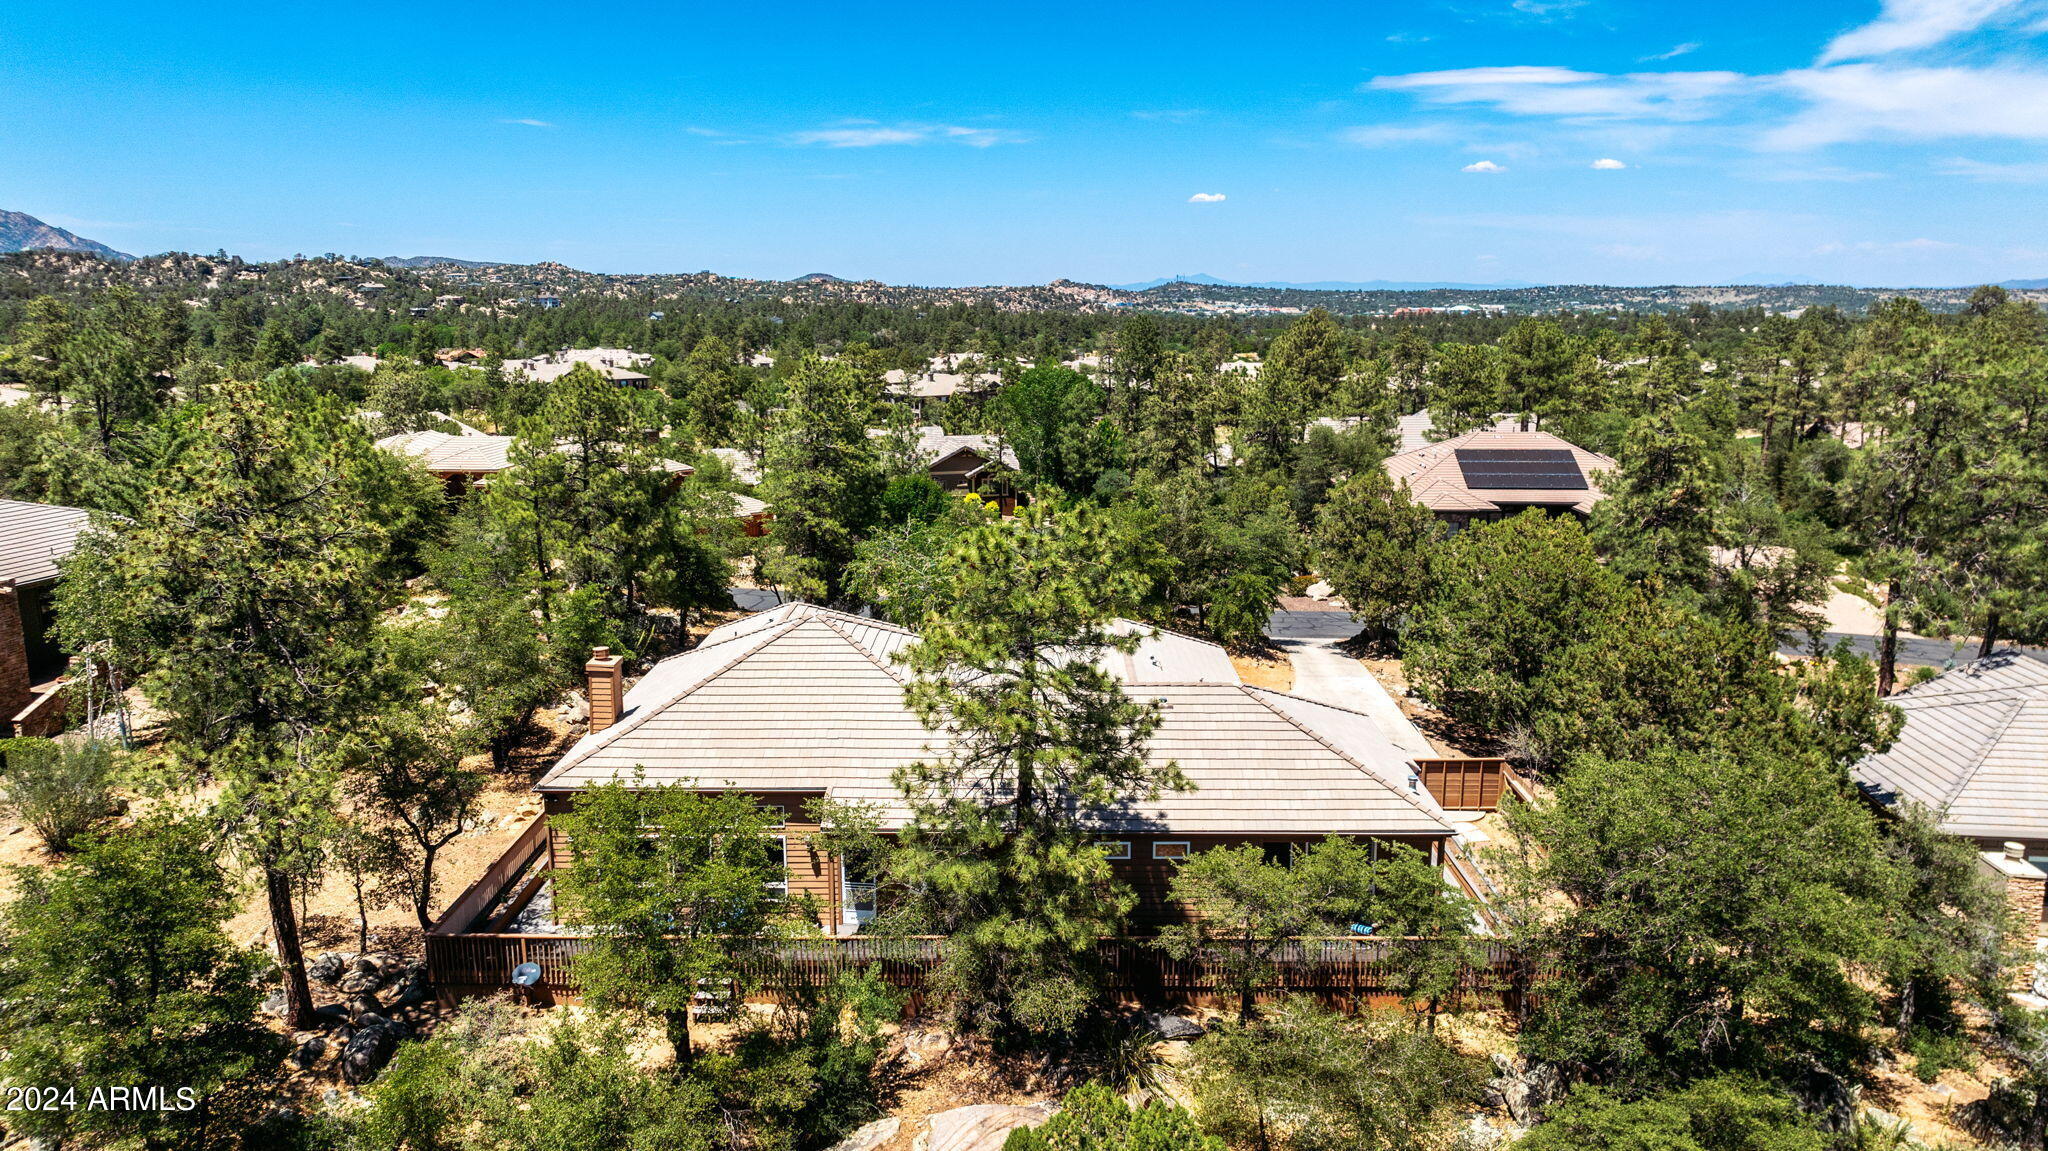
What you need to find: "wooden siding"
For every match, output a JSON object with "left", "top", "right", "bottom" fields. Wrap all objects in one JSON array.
[
  {"left": 528, "top": 804, "right": 1452, "bottom": 932},
  {"left": 544, "top": 791, "right": 842, "bottom": 929},
  {"left": 1415, "top": 758, "right": 1530, "bottom": 811}
]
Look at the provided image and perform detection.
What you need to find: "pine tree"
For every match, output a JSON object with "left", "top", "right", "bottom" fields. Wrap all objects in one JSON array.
[
  {"left": 55, "top": 377, "right": 431, "bottom": 1027},
  {"left": 758, "top": 356, "right": 884, "bottom": 602},
  {"left": 890, "top": 502, "right": 1186, "bottom": 1036}
]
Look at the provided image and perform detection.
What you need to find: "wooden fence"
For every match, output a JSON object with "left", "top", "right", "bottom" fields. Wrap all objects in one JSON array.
[{"left": 425, "top": 931, "right": 1530, "bottom": 1014}]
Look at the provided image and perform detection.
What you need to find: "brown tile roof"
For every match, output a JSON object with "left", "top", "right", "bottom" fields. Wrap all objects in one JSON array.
[
  {"left": 535, "top": 603, "right": 1451, "bottom": 837},
  {"left": 1381, "top": 428, "right": 1615, "bottom": 514}
]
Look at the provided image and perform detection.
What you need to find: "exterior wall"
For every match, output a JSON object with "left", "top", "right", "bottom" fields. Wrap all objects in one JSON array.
[
  {"left": 1974, "top": 837, "right": 2048, "bottom": 923},
  {"left": 0, "top": 582, "right": 30, "bottom": 730},
  {"left": 1103, "top": 833, "right": 1446, "bottom": 926},
  {"left": 538, "top": 792, "right": 1447, "bottom": 933},
  {"left": 1978, "top": 847, "right": 2047, "bottom": 990},
  {"left": 543, "top": 790, "right": 842, "bottom": 929}
]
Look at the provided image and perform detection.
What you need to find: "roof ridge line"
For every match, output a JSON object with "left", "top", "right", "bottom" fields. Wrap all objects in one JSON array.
[
  {"left": 1936, "top": 693, "right": 2030, "bottom": 812},
  {"left": 815, "top": 612, "right": 914, "bottom": 684},
  {"left": 1240, "top": 686, "right": 1451, "bottom": 828},
  {"left": 534, "top": 619, "right": 806, "bottom": 788}
]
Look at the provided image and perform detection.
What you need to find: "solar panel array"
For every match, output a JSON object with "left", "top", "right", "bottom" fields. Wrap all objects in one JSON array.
[{"left": 1453, "top": 448, "right": 1587, "bottom": 491}]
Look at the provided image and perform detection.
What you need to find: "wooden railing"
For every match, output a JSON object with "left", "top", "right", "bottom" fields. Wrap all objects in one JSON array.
[
  {"left": 430, "top": 815, "right": 552, "bottom": 937},
  {"left": 1416, "top": 758, "right": 1531, "bottom": 811},
  {"left": 425, "top": 931, "right": 1530, "bottom": 1013}
]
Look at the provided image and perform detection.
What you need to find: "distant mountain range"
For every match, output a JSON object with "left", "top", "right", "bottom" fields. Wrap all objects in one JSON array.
[
  {"left": 1113, "top": 272, "right": 1539, "bottom": 292},
  {"left": 379, "top": 255, "right": 499, "bottom": 269},
  {"left": 0, "top": 209, "right": 131, "bottom": 260},
  {"left": 792, "top": 272, "right": 850, "bottom": 283}
]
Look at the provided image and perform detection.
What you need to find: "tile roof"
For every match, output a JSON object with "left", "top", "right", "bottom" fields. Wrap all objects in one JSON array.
[
  {"left": 0, "top": 499, "right": 92, "bottom": 586},
  {"left": 376, "top": 431, "right": 693, "bottom": 477},
  {"left": 1382, "top": 428, "right": 1614, "bottom": 514},
  {"left": 535, "top": 603, "right": 1450, "bottom": 837},
  {"left": 1853, "top": 649, "right": 2048, "bottom": 841},
  {"left": 376, "top": 430, "right": 514, "bottom": 473}
]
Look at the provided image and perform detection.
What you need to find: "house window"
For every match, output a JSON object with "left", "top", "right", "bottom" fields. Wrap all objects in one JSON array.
[
  {"left": 1098, "top": 840, "right": 1131, "bottom": 860},
  {"left": 766, "top": 836, "right": 788, "bottom": 895},
  {"left": 1262, "top": 841, "right": 1295, "bottom": 867},
  {"left": 1152, "top": 841, "right": 1190, "bottom": 861},
  {"left": 761, "top": 804, "right": 786, "bottom": 828}
]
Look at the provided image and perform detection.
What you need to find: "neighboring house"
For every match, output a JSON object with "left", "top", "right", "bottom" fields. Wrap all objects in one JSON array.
[
  {"left": 1392, "top": 411, "right": 1523, "bottom": 453},
  {"left": 0, "top": 499, "right": 92, "bottom": 736},
  {"left": 730, "top": 492, "right": 771, "bottom": 538},
  {"left": 1852, "top": 649, "right": 2048, "bottom": 925},
  {"left": 874, "top": 425, "right": 1023, "bottom": 512},
  {"left": 525, "top": 602, "right": 1459, "bottom": 933},
  {"left": 374, "top": 430, "right": 694, "bottom": 495},
  {"left": 502, "top": 347, "right": 653, "bottom": 385},
  {"left": 1381, "top": 428, "right": 1614, "bottom": 528}
]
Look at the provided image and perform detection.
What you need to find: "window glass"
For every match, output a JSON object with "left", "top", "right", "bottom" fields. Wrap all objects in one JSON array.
[{"left": 1152, "top": 841, "right": 1190, "bottom": 861}]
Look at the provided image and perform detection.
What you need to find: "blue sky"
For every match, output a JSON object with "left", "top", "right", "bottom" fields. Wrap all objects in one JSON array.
[{"left": 4, "top": 0, "right": 2047, "bottom": 286}]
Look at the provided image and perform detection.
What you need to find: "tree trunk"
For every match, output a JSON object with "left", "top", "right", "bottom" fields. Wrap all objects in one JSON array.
[
  {"left": 666, "top": 1008, "right": 694, "bottom": 1069},
  {"left": 1980, "top": 608, "right": 2001, "bottom": 660},
  {"left": 1877, "top": 582, "right": 1902, "bottom": 697},
  {"left": 266, "top": 867, "right": 318, "bottom": 1029},
  {"left": 415, "top": 845, "right": 439, "bottom": 931}
]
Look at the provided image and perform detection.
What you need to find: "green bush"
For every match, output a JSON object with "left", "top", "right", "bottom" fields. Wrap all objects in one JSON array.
[
  {"left": 1183, "top": 998, "right": 1483, "bottom": 1151},
  {"left": 1004, "top": 1083, "right": 1221, "bottom": 1151},
  {"left": 710, "top": 967, "right": 906, "bottom": 1150},
  {"left": 0, "top": 736, "right": 122, "bottom": 851},
  {"left": 1516, "top": 1076, "right": 1826, "bottom": 1151},
  {"left": 348, "top": 1002, "right": 717, "bottom": 1151},
  {"left": 1901, "top": 1030, "right": 1972, "bottom": 1084}
]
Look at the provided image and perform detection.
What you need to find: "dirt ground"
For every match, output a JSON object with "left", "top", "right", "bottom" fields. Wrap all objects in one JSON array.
[
  {"left": 1351, "top": 654, "right": 1504, "bottom": 760},
  {"left": 1229, "top": 652, "right": 1293, "bottom": 693}
]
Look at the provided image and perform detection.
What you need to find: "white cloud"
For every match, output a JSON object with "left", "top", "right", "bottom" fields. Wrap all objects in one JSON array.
[
  {"left": 1591, "top": 157, "right": 1628, "bottom": 168},
  {"left": 790, "top": 121, "right": 1024, "bottom": 148},
  {"left": 1819, "top": 0, "right": 2028, "bottom": 63},
  {"left": 1813, "top": 237, "right": 1959, "bottom": 254},
  {"left": 1512, "top": 0, "right": 1588, "bottom": 16},
  {"left": 1463, "top": 160, "right": 1508, "bottom": 172},
  {"left": 1340, "top": 123, "right": 1453, "bottom": 146},
  {"left": 1766, "top": 63, "right": 2048, "bottom": 147},
  {"left": 1370, "top": 67, "right": 1753, "bottom": 121},
  {"left": 1188, "top": 192, "right": 1228, "bottom": 202},
  {"left": 502, "top": 118, "right": 553, "bottom": 127},
  {"left": 1644, "top": 42, "right": 1701, "bottom": 61},
  {"left": 1939, "top": 156, "right": 2048, "bottom": 180}
]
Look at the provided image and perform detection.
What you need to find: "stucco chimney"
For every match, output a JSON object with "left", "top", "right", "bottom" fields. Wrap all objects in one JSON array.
[{"left": 585, "top": 647, "right": 625, "bottom": 732}]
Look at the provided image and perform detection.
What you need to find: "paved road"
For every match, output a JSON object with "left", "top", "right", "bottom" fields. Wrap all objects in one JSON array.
[
  {"left": 1276, "top": 637, "right": 1438, "bottom": 757},
  {"left": 1779, "top": 631, "right": 2045, "bottom": 669},
  {"left": 728, "top": 587, "right": 788, "bottom": 612},
  {"left": 1266, "top": 607, "right": 1364, "bottom": 641}
]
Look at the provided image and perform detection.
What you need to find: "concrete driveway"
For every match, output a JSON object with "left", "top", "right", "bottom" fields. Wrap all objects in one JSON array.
[{"left": 1271, "top": 635, "right": 1439, "bottom": 758}]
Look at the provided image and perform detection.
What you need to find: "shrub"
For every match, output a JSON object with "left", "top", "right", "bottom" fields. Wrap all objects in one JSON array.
[
  {"left": 1516, "top": 1076, "right": 1826, "bottom": 1151},
  {"left": 1183, "top": 998, "right": 1482, "bottom": 1151},
  {"left": 0, "top": 736, "right": 122, "bottom": 850},
  {"left": 1005, "top": 1083, "right": 1221, "bottom": 1151}
]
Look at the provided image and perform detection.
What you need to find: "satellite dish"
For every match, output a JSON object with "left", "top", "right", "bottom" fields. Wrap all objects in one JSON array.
[{"left": 510, "top": 962, "right": 543, "bottom": 987}]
